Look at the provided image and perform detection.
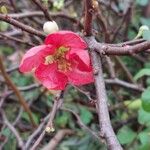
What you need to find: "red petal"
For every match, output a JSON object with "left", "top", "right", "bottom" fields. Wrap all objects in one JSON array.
[
  {"left": 35, "top": 63, "right": 68, "bottom": 90},
  {"left": 67, "top": 48, "right": 91, "bottom": 71},
  {"left": 45, "top": 31, "right": 87, "bottom": 49},
  {"left": 66, "top": 67, "right": 94, "bottom": 86},
  {"left": 19, "top": 45, "right": 55, "bottom": 72}
]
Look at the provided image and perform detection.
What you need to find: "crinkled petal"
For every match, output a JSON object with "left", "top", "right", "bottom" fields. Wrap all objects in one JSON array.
[
  {"left": 35, "top": 63, "right": 68, "bottom": 90},
  {"left": 67, "top": 48, "right": 91, "bottom": 71},
  {"left": 45, "top": 31, "right": 87, "bottom": 49},
  {"left": 66, "top": 67, "right": 94, "bottom": 86},
  {"left": 19, "top": 45, "right": 55, "bottom": 72}
]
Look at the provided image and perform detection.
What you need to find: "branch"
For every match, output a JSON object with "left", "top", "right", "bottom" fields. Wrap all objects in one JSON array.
[
  {"left": 105, "top": 78, "right": 144, "bottom": 92},
  {"left": 0, "top": 14, "right": 45, "bottom": 38},
  {"left": 30, "top": 92, "right": 64, "bottom": 150},
  {"left": 25, "top": 113, "right": 51, "bottom": 149},
  {"left": 87, "top": 36, "right": 150, "bottom": 55},
  {"left": 90, "top": 51, "right": 122, "bottom": 150},
  {"left": 115, "top": 56, "right": 136, "bottom": 84},
  {"left": 84, "top": 0, "right": 122, "bottom": 149},
  {"left": 7, "top": 11, "right": 83, "bottom": 29},
  {"left": 0, "top": 55, "right": 36, "bottom": 127},
  {"left": 84, "top": 0, "right": 93, "bottom": 36},
  {"left": 63, "top": 107, "right": 100, "bottom": 141},
  {"left": 31, "top": 0, "right": 52, "bottom": 21},
  {"left": 42, "top": 129, "right": 74, "bottom": 150},
  {"left": 0, "top": 33, "right": 35, "bottom": 46},
  {"left": 1, "top": 110, "right": 24, "bottom": 149}
]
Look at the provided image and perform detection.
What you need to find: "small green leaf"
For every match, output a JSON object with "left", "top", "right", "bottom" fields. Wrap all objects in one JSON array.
[
  {"left": 1, "top": 128, "right": 11, "bottom": 137},
  {"left": 22, "top": 112, "right": 39, "bottom": 124},
  {"left": 56, "top": 112, "right": 69, "bottom": 127},
  {"left": 0, "top": 21, "right": 9, "bottom": 32},
  {"left": 42, "top": 0, "right": 48, "bottom": 5},
  {"left": 53, "top": 0, "right": 64, "bottom": 10},
  {"left": 137, "top": 144, "right": 150, "bottom": 150},
  {"left": 134, "top": 68, "right": 150, "bottom": 81},
  {"left": 140, "top": 18, "right": 150, "bottom": 26},
  {"left": 138, "top": 108, "right": 150, "bottom": 126},
  {"left": 80, "top": 107, "right": 93, "bottom": 125},
  {"left": 135, "top": 25, "right": 149, "bottom": 39},
  {"left": 124, "top": 99, "right": 142, "bottom": 110},
  {"left": 143, "top": 30, "right": 150, "bottom": 41},
  {"left": 1, "top": 5, "right": 8, "bottom": 14},
  {"left": 117, "top": 126, "right": 136, "bottom": 145},
  {"left": 136, "top": 0, "right": 149, "bottom": 6},
  {"left": 138, "top": 132, "right": 150, "bottom": 145},
  {"left": 141, "top": 87, "right": 150, "bottom": 112}
]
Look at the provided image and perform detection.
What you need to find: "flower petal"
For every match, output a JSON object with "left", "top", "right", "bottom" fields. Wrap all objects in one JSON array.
[
  {"left": 19, "top": 45, "right": 55, "bottom": 72},
  {"left": 35, "top": 63, "right": 68, "bottom": 90},
  {"left": 67, "top": 48, "right": 91, "bottom": 71},
  {"left": 66, "top": 67, "right": 94, "bottom": 86},
  {"left": 45, "top": 31, "right": 87, "bottom": 49}
]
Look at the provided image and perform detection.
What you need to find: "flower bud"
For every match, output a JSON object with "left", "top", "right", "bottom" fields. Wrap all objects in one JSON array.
[
  {"left": 92, "top": 0, "right": 99, "bottom": 10},
  {"left": 43, "top": 21, "right": 59, "bottom": 34},
  {"left": 134, "top": 25, "right": 149, "bottom": 39},
  {"left": 139, "top": 25, "right": 149, "bottom": 32},
  {"left": 45, "top": 126, "right": 55, "bottom": 133}
]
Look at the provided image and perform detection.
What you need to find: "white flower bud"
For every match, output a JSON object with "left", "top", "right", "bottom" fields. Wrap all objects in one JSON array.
[
  {"left": 134, "top": 25, "right": 149, "bottom": 39},
  {"left": 139, "top": 25, "right": 149, "bottom": 32},
  {"left": 43, "top": 21, "right": 59, "bottom": 34},
  {"left": 45, "top": 126, "right": 55, "bottom": 133}
]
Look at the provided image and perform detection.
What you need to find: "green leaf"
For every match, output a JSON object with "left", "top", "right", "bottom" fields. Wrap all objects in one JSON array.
[
  {"left": 22, "top": 112, "right": 39, "bottom": 124},
  {"left": 124, "top": 99, "right": 142, "bottom": 110},
  {"left": 138, "top": 132, "right": 150, "bottom": 145},
  {"left": 134, "top": 68, "right": 150, "bottom": 81},
  {"left": 0, "top": 46, "right": 13, "bottom": 55},
  {"left": 138, "top": 108, "right": 150, "bottom": 126},
  {"left": 137, "top": 144, "right": 150, "bottom": 150},
  {"left": 117, "top": 126, "right": 136, "bottom": 145},
  {"left": 143, "top": 30, "right": 150, "bottom": 41},
  {"left": 56, "top": 112, "right": 69, "bottom": 127},
  {"left": 42, "top": 0, "right": 48, "bottom": 5},
  {"left": 136, "top": 0, "right": 149, "bottom": 6},
  {"left": 144, "top": 62, "right": 150, "bottom": 68},
  {"left": 80, "top": 107, "right": 93, "bottom": 125},
  {"left": 1, "top": 6, "right": 8, "bottom": 14},
  {"left": 53, "top": 0, "right": 64, "bottom": 10},
  {"left": 1, "top": 128, "right": 11, "bottom": 137},
  {"left": 140, "top": 18, "right": 150, "bottom": 26},
  {"left": 141, "top": 87, "right": 150, "bottom": 112},
  {"left": 0, "top": 21, "right": 9, "bottom": 31}
]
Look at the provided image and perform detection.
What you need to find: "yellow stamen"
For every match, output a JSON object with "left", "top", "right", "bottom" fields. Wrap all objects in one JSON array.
[
  {"left": 45, "top": 55, "right": 54, "bottom": 65},
  {"left": 44, "top": 46, "right": 71, "bottom": 72}
]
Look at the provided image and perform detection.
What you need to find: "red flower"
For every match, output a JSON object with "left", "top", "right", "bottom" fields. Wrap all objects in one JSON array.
[{"left": 19, "top": 31, "right": 94, "bottom": 90}]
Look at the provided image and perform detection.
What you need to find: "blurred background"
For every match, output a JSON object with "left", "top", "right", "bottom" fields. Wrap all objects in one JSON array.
[{"left": 0, "top": 0, "right": 150, "bottom": 150}]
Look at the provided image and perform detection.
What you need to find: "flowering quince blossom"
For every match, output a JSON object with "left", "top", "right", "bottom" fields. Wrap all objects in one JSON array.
[{"left": 19, "top": 31, "right": 94, "bottom": 90}]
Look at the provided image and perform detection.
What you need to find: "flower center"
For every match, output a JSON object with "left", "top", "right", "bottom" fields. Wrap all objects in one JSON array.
[{"left": 45, "top": 46, "right": 71, "bottom": 72}]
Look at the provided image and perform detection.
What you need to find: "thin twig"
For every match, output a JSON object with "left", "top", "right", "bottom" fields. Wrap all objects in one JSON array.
[
  {"left": 30, "top": 92, "right": 64, "bottom": 150},
  {"left": 0, "top": 55, "right": 36, "bottom": 127},
  {"left": 0, "top": 33, "right": 35, "bottom": 46},
  {"left": 31, "top": 0, "right": 52, "bottom": 21},
  {"left": 0, "top": 110, "right": 24, "bottom": 149},
  {"left": 25, "top": 113, "right": 51, "bottom": 149},
  {"left": 115, "top": 56, "right": 136, "bottom": 84},
  {"left": 105, "top": 78, "right": 144, "bottom": 92},
  {"left": 0, "top": 14, "right": 45, "bottom": 38},
  {"left": 63, "top": 107, "right": 100, "bottom": 141},
  {"left": 42, "top": 129, "right": 74, "bottom": 150}
]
